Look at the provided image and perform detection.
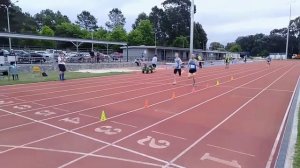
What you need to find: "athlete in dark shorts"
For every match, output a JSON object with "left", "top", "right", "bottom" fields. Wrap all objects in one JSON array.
[
  {"left": 58, "top": 53, "right": 66, "bottom": 81},
  {"left": 188, "top": 55, "right": 197, "bottom": 86},
  {"left": 225, "top": 56, "right": 230, "bottom": 69},
  {"left": 173, "top": 53, "right": 182, "bottom": 85}
]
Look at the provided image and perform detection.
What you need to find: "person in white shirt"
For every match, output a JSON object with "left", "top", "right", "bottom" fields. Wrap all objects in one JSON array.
[
  {"left": 173, "top": 53, "right": 183, "bottom": 85},
  {"left": 58, "top": 52, "right": 66, "bottom": 81},
  {"left": 152, "top": 55, "right": 158, "bottom": 68}
]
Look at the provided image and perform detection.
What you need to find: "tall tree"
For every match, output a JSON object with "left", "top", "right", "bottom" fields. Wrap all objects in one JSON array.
[
  {"left": 34, "top": 9, "right": 70, "bottom": 31},
  {"left": 76, "top": 10, "right": 98, "bottom": 31},
  {"left": 162, "top": 0, "right": 196, "bottom": 45},
  {"left": 132, "top": 12, "right": 149, "bottom": 29},
  {"left": 194, "top": 22, "right": 207, "bottom": 49},
  {"left": 149, "top": 6, "right": 166, "bottom": 46},
  {"left": 108, "top": 26, "right": 127, "bottom": 42},
  {"left": 105, "top": 8, "right": 126, "bottom": 30},
  {"left": 210, "top": 42, "right": 224, "bottom": 50},
  {"left": 172, "top": 36, "right": 189, "bottom": 48},
  {"left": 128, "top": 30, "right": 143, "bottom": 45},
  {"left": 55, "top": 22, "right": 83, "bottom": 38},
  {"left": 40, "top": 26, "right": 55, "bottom": 48}
]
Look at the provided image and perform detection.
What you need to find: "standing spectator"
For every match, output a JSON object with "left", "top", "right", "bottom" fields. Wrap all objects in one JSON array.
[
  {"left": 152, "top": 54, "right": 158, "bottom": 68},
  {"left": 198, "top": 55, "right": 203, "bottom": 68},
  {"left": 9, "top": 62, "right": 18, "bottom": 80},
  {"left": 90, "top": 50, "right": 95, "bottom": 63},
  {"left": 173, "top": 53, "right": 183, "bottom": 85},
  {"left": 58, "top": 52, "right": 66, "bottom": 81}
]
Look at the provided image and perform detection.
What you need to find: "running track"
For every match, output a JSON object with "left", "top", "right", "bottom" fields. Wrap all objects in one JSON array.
[{"left": 0, "top": 61, "right": 299, "bottom": 168}]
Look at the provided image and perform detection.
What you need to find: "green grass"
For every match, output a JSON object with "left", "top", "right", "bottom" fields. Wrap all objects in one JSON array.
[
  {"left": 0, "top": 71, "right": 128, "bottom": 86},
  {"left": 294, "top": 108, "right": 300, "bottom": 167}
]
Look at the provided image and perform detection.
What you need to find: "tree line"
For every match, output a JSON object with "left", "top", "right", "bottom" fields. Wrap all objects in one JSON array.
[
  {"left": 0, "top": 0, "right": 208, "bottom": 51},
  {"left": 210, "top": 17, "right": 300, "bottom": 58}
]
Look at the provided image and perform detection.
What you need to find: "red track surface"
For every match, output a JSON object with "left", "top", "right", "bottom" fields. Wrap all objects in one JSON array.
[{"left": 0, "top": 61, "right": 299, "bottom": 168}]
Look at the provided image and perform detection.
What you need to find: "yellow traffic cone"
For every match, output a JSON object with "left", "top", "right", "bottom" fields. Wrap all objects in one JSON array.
[{"left": 100, "top": 111, "right": 107, "bottom": 122}]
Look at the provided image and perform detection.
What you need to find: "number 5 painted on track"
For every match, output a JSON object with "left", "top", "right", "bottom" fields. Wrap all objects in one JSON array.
[
  {"left": 94, "top": 126, "right": 122, "bottom": 135},
  {"left": 137, "top": 136, "right": 170, "bottom": 149}
]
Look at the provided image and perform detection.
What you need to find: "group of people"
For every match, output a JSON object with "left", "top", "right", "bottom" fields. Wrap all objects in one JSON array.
[{"left": 173, "top": 53, "right": 199, "bottom": 87}]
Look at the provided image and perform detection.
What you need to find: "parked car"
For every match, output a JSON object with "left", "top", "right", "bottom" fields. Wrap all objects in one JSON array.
[
  {"left": 18, "top": 52, "right": 46, "bottom": 63},
  {"left": 0, "top": 49, "right": 17, "bottom": 65},
  {"left": 66, "top": 54, "right": 84, "bottom": 63},
  {"left": 35, "top": 51, "right": 52, "bottom": 61},
  {"left": 110, "top": 52, "right": 123, "bottom": 61}
]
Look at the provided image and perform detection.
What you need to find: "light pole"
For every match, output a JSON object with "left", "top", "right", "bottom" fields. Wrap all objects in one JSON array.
[
  {"left": 154, "top": 31, "right": 157, "bottom": 55},
  {"left": 0, "top": 1, "right": 18, "bottom": 52},
  {"left": 189, "top": 0, "right": 195, "bottom": 58},
  {"left": 285, "top": 1, "right": 292, "bottom": 58}
]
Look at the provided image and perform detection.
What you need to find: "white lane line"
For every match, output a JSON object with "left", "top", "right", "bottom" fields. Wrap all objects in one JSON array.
[
  {"left": 207, "top": 144, "right": 255, "bottom": 157},
  {"left": 78, "top": 113, "right": 98, "bottom": 119},
  {"left": 0, "top": 65, "right": 258, "bottom": 119},
  {"left": 0, "top": 65, "right": 281, "bottom": 135},
  {"left": 52, "top": 107, "right": 70, "bottom": 112},
  {"left": 59, "top": 64, "right": 289, "bottom": 168},
  {"left": 0, "top": 145, "right": 162, "bottom": 167},
  {"left": 0, "top": 64, "right": 280, "bottom": 148},
  {"left": 0, "top": 108, "right": 175, "bottom": 167},
  {"left": 266, "top": 75, "right": 300, "bottom": 168},
  {"left": 152, "top": 131, "right": 187, "bottom": 141},
  {"left": 0, "top": 64, "right": 274, "bottom": 167},
  {"left": 1, "top": 66, "right": 245, "bottom": 108},
  {"left": 220, "top": 86, "right": 294, "bottom": 93},
  {"left": 230, "top": 95, "right": 253, "bottom": 99},
  {"left": 110, "top": 121, "right": 137, "bottom": 128},
  {"left": 154, "top": 109, "right": 176, "bottom": 114},
  {"left": 163, "top": 64, "right": 295, "bottom": 168}
]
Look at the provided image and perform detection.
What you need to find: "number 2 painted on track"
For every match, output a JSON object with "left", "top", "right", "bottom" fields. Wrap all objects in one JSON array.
[
  {"left": 94, "top": 126, "right": 122, "bottom": 135},
  {"left": 35, "top": 110, "right": 56, "bottom": 117},
  {"left": 137, "top": 136, "right": 170, "bottom": 149}
]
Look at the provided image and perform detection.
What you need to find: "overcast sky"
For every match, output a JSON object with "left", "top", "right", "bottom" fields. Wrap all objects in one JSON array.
[{"left": 17, "top": 0, "right": 300, "bottom": 45}]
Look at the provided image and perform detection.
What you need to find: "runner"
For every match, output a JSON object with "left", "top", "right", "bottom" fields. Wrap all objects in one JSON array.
[
  {"left": 188, "top": 54, "right": 198, "bottom": 87},
  {"left": 173, "top": 53, "right": 182, "bottom": 85}
]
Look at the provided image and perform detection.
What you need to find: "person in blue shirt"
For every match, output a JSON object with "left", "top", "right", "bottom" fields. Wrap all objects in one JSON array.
[
  {"left": 188, "top": 54, "right": 198, "bottom": 87},
  {"left": 9, "top": 62, "right": 18, "bottom": 80}
]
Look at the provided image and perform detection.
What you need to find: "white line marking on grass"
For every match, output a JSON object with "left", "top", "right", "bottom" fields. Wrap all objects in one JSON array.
[
  {"left": 163, "top": 64, "right": 295, "bottom": 168},
  {"left": 207, "top": 144, "right": 255, "bottom": 157},
  {"left": 152, "top": 131, "right": 187, "bottom": 141},
  {"left": 111, "top": 121, "right": 137, "bottom": 128}
]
